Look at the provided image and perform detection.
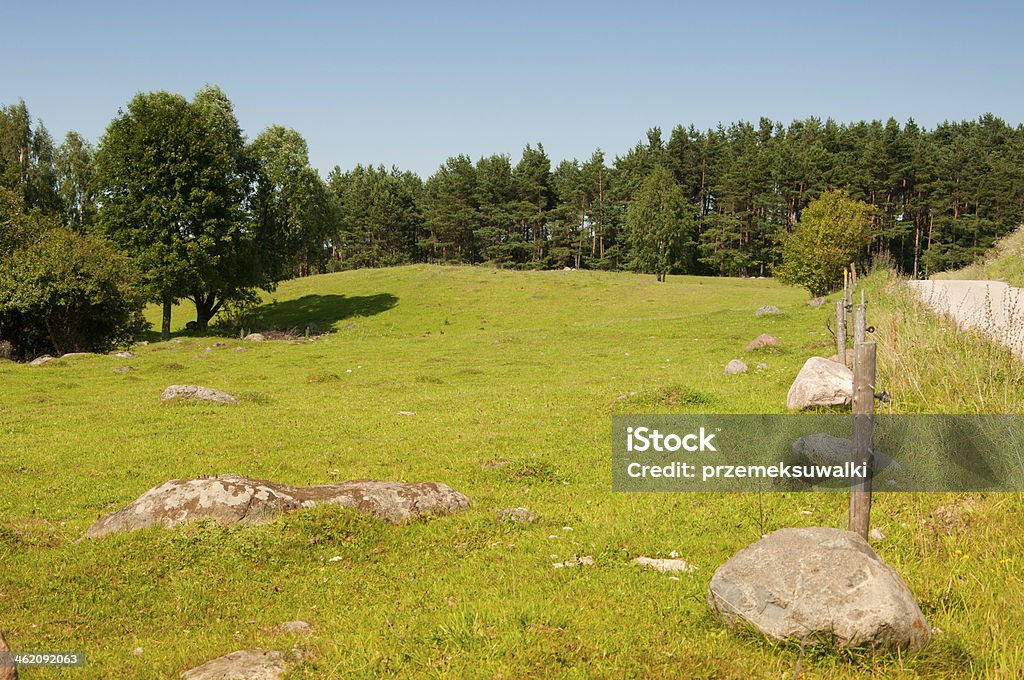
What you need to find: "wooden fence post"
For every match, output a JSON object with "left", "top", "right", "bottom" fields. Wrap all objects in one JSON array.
[
  {"left": 853, "top": 295, "right": 866, "bottom": 371},
  {"left": 836, "top": 300, "right": 848, "bottom": 367},
  {"left": 848, "top": 341, "right": 876, "bottom": 539}
]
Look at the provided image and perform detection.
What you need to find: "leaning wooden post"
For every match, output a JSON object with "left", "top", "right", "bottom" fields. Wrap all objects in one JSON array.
[
  {"left": 836, "top": 299, "right": 848, "bottom": 367},
  {"left": 848, "top": 341, "right": 876, "bottom": 539}
]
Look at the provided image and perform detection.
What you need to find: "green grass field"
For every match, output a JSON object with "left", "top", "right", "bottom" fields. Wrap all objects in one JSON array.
[{"left": 1, "top": 265, "right": 1022, "bottom": 678}]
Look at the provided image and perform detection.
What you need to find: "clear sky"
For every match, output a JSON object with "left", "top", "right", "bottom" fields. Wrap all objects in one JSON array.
[{"left": 3, "top": 1, "right": 1022, "bottom": 179}]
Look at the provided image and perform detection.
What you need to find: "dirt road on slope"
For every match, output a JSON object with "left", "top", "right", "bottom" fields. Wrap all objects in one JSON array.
[{"left": 907, "top": 279, "right": 1024, "bottom": 357}]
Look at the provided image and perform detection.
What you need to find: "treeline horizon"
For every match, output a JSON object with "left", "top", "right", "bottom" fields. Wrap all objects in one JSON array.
[
  {"left": 331, "top": 115, "right": 1024, "bottom": 280},
  {"left": 4, "top": 93, "right": 1024, "bottom": 285}
]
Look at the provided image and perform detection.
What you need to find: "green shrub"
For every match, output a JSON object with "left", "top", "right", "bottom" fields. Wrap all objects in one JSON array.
[
  {"left": 775, "top": 189, "right": 872, "bottom": 296},
  {"left": 0, "top": 227, "right": 147, "bottom": 358}
]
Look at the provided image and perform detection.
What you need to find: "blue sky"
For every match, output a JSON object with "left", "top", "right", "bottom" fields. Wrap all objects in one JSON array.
[{"left": 4, "top": 1, "right": 1022, "bottom": 178}]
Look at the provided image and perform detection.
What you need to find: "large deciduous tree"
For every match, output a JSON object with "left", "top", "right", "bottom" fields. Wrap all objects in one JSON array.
[
  {"left": 250, "top": 125, "right": 333, "bottom": 277},
  {"left": 94, "top": 87, "right": 271, "bottom": 336}
]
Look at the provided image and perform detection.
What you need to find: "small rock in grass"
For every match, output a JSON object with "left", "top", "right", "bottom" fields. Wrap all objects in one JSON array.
[
  {"left": 113, "top": 366, "right": 135, "bottom": 374},
  {"left": 234, "top": 347, "right": 248, "bottom": 352},
  {"left": 633, "top": 556, "right": 698, "bottom": 573},
  {"left": 273, "top": 621, "right": 313, "bottom": 638},
  {"left": 869, "top": 527, "right": 886, "bottom": 541},
  {"left": 397, "top": 411, "right": 416, "bottom": 416},
  {"left": 29, "top": 355, "right": 56, "bottom": 366},
  {"left": 724, "top": 359, "right": 748, "bottom": 375},
  {"left": 756, "top": 362, "right": 768, "bottom": 370},
  {"left": 755, "top": 305, "right": 781, "bottom": 316},
  {"left": 214, "top": 342, "right": 228, "bottom": 347},
  {"left": 809, "top": 297, "right": 826, "bottom": 308},
  {"left": 745, "top": 334, "right": 780, "bottom": 351},
  {"left": 243, "top": 333, "right": 267, "bottom": 342},
  {"left": 113, "top": 351, "right": 135, "bottom": 359},
  {"left": 180, "top": 649, "right": 287, "bottom": 680},
  {"left": 133, "top": 647, "right": 143, "bottom": 657},
  {"left": 497, "top": 507, "right": 538, "bottom": 523},
  {"left": 160, "top": 385, "right": 239, "bottom": 404},
  {"left": 553, "top": 555, "right": 594, "bottom": 568},
  {"left": 135, "top": 340, "right": 149, "bottom": 347},
  {"left": 171, "top": 338, "right": 185, "bottom": 344},
  {"left": 614, "top": 392, "right": 638, "bottom": 401}
]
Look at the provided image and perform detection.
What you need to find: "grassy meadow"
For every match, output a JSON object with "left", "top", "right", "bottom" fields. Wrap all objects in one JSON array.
[{"left": 1, "top": 265, "right": 1022, "bottom": 678}]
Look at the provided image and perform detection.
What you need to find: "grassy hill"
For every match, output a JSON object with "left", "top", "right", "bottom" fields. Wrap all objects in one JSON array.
[{"left": 1, "top": 265, "right": 1021, "bottom": 677}]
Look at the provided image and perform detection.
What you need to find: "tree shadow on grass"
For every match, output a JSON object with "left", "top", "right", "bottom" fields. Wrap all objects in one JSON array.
[{"left": 250, "top": 293, "right": 398, "bottom": 331}]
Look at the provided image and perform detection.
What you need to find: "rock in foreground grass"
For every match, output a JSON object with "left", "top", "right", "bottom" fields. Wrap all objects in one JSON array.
[
  {"left": 85, "top": 474, "right": 471, "bottom": 538},
  {"left": 708, "top": 527, "right": 932, "bottom": 652},
  {"left": 180, "top": 649, "right": 285, "bottom": 680}
]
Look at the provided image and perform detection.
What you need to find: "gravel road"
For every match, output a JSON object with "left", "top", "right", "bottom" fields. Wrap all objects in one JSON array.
[{"left": 907, "top": 279, "right": 1024, "bottom": 356}]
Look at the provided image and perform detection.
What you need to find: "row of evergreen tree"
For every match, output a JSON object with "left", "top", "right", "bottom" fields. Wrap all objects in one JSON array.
[
  {"left": 331, "top": 116, "right": 1024, "bottom": 278},
  {"left": 4, "top": 98, "right": 1024, "bottom": 282}
]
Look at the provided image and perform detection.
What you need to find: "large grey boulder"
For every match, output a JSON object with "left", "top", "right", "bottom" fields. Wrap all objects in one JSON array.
[
  {"left": 786, "top": 357, "right": 853, "bottom": 410},
  {"left": 708, "top": 527, "right": 932, "bottom": 652},
  {"left": 29, "top": 355, "right": 56, "bottom": 366},
  {"left": 0, "top": 627, "right": 15, "bottom": 680},
  {"left": 160, "top": 385, "right": 239, "bottom": 404},
  {"left": 181, "top": 649, "right": 286, "bottom": 680},
  {"left": 85, "top": 474, "right": 471, "bottom": 538},
  {"left": 793, "top": 433, "right": 900, "bottom": 474}
]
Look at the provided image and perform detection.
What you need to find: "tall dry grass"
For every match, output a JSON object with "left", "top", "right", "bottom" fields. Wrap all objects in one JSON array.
[{"left": 865, "top": 268, "right": 1024, "bottom": 414}]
